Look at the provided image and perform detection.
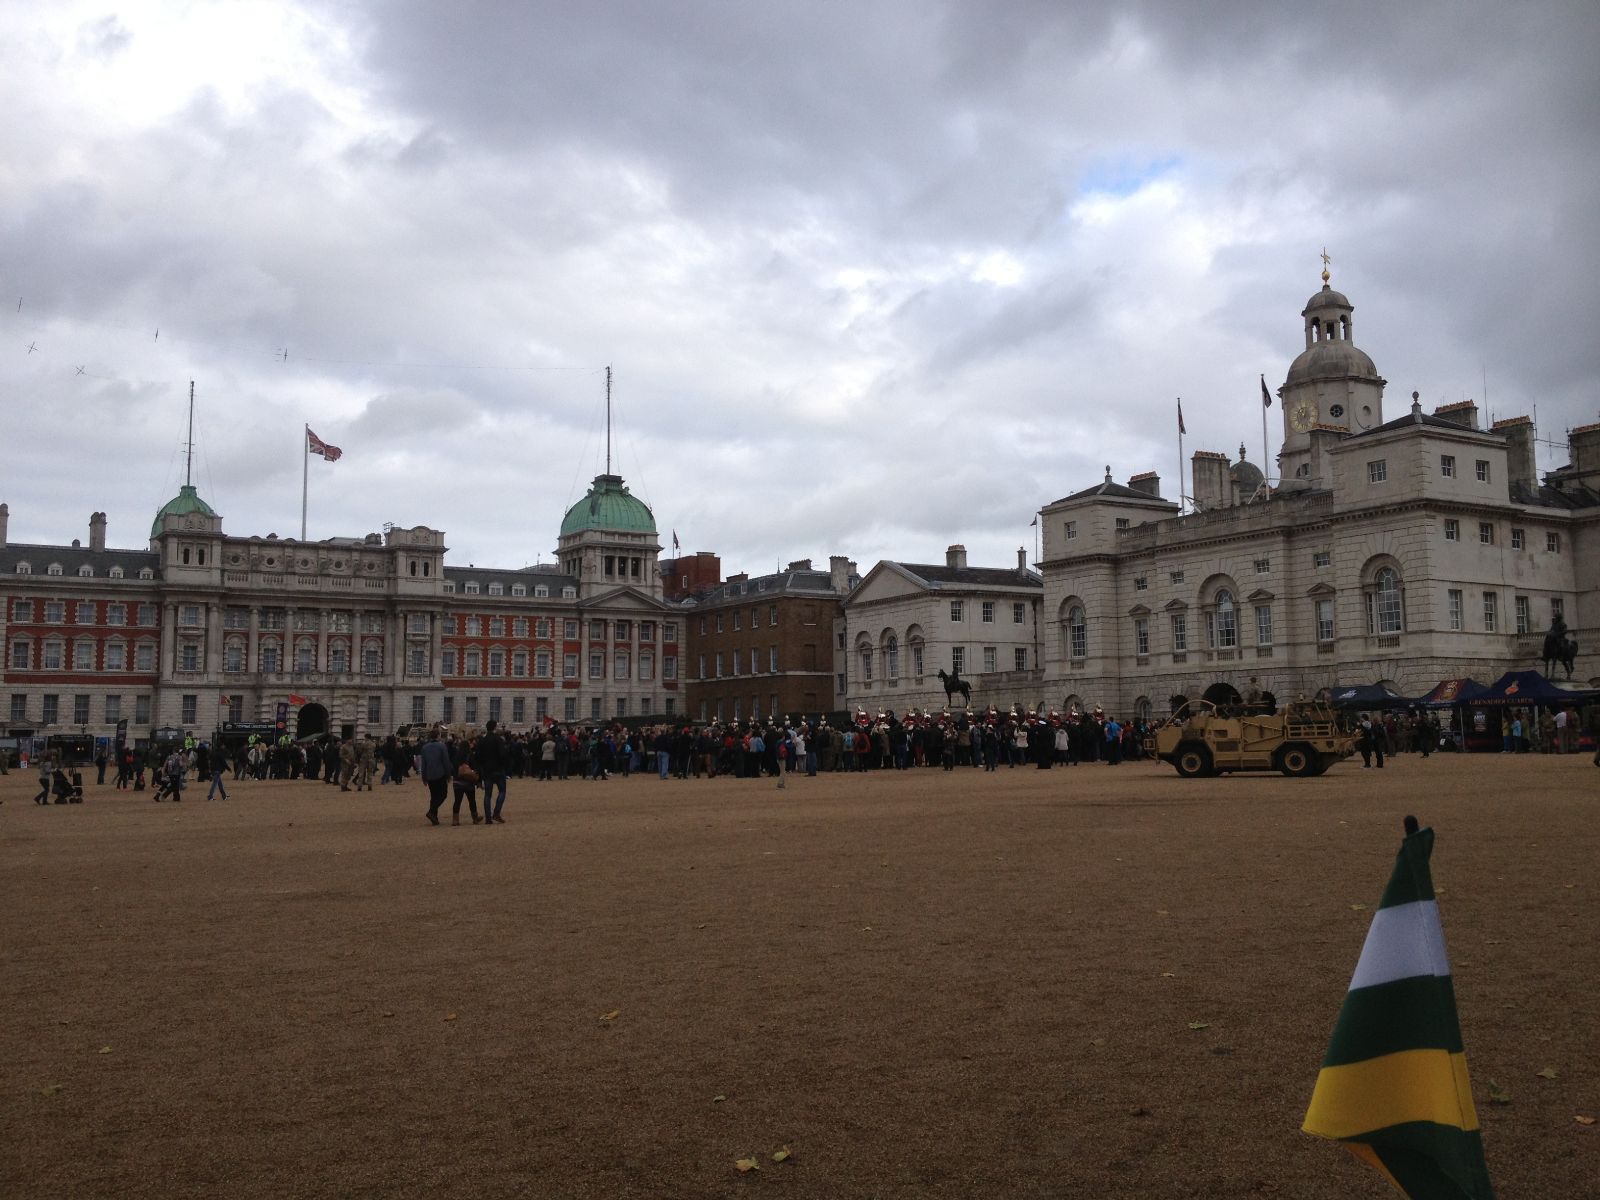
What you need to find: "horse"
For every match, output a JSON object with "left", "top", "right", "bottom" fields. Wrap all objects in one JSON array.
[
  {"left": 1541, "top": 631, "right": 1578, "bottom": 680},
  {"left": 937, "top": 668, "right": 971, "bottom": 708}
]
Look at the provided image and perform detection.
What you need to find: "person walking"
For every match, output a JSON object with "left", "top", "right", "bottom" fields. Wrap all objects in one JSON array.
[
  {"left": 419, "top": 731, "right": 452, "bottom": 826},
  {"left": 94, "top": 747, "right": 108, "bottom": 785},
  {"left": 476, "top": 720, "right": 508, "bottom": 823},
  {"left": 33, "top": 754, "right": 53, "bottom": 805},
  {"left": 206, "top": 744, "right": 230, "bottom": 800}
]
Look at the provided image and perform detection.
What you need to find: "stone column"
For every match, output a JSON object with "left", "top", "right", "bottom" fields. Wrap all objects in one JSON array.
[
  {"left": 206, "top": 602, "right": 223, "bottom": 678},
  {"left": 247, "top": 606, "right": 260, "bottom": 676},
  {"left": 164, "top": 602, "right": 179, "bottom": 676},
  {"left": 318, "top": 609, "right": 330, "bottom": 678}
]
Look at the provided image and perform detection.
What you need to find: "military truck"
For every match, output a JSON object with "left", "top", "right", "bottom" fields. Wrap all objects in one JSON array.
[{"left": 1148, "top": 700, "right": 1354, "bottom": 777}]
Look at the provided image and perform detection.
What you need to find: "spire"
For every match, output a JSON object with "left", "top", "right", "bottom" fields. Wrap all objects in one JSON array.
[
  {"left": 605, "top": 365, "right": 612, "bottom": 476},
  {"left": 185, "top": 380, "right": 195, "bottom": 487},
  {"left": 1320, "top": 246, "right": 1331, "bottom": 286}
]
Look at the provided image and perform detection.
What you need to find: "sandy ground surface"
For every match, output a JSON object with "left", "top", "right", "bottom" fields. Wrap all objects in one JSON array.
[{"left": 0, "top": 752, "right": 1595, "bottom": 1199}]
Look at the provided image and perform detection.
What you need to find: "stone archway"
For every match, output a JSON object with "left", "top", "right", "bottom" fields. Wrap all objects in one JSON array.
[
  {"left": 295, "top": 702, "right": 329, "bottom": 739},
  {"left": 1202, "top": 682, "right": 1242, "bottom": 707}
]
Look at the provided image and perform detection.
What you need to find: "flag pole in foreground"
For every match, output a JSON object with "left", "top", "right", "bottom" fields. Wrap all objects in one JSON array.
[{"left": 1303, "top": 817, "right": 1495, "bottom": 1199}]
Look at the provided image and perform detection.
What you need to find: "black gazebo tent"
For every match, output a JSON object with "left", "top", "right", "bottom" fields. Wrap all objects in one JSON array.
[
  {"left": 1470, "top": 670, "right": 1598, "bottom": 707},
  {"left": 1324, "top": 683, "right": 1414, "bottom": 709}
]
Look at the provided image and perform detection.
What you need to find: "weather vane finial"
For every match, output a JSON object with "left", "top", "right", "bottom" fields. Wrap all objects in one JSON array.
[{"left": 1320, "top": 246, "right": 1331, "bottom": 285}]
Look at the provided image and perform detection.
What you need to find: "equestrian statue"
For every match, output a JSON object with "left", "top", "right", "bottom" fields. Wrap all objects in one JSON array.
[
  {"left": 937, "top": 668, "right": 971, "bottom": 708},
  {"left": 1540, "top": 613, "right": 1579, "bottom": 681}
]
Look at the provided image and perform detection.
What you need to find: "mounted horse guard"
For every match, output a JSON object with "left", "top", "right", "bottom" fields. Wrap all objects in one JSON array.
[
  {"left": 937, "top": 668, "right": 971, "bottom": 707},
  {"left": 1540, "top": 613, "right": 1579, "bottom": 681}
]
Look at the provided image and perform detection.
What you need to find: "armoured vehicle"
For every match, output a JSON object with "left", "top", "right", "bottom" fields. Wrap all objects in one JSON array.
[{"left": 1148, "top": 700, "right": 1354, "bottom": 777}]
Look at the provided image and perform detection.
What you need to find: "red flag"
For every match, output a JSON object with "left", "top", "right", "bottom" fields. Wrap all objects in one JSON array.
[
  {"left": 288, "top": 693, "right": 308, "bottom": 706},
  {"left": 1177, "top": 399, "right": 1186, "bottom": 436},
  {"left": 307, "top": 428, "right": 342, "bottom": 461}
]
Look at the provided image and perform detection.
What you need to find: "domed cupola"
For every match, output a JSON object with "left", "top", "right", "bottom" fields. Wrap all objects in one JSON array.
[
  {"left": 557, "top": 473, "right": 662, "bottom": 599},
  {"left": 1275, "top": 254, "right": 1387, "bottom": 488}
]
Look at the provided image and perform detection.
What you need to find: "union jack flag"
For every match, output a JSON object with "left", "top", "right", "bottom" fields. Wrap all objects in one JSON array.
[{"left": 307, "top": 427, "right": 342, "bottom": 461}]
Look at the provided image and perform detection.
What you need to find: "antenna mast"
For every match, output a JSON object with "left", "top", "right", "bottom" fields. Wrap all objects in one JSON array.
[
  {"left": 185, "top": 380, "right": 195, "bottom": 487},
  {"left": 605, "top": 365, "right": 613, "bottom": 475}
]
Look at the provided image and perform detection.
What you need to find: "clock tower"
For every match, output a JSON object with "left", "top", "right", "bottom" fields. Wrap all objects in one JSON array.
[{"left": 1275, "top": 256, "right": 1387, "bottom": 488}]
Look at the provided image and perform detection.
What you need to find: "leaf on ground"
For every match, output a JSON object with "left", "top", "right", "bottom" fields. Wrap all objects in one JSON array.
[
  {"left": 772, "top": 1147, "right": 791, "bottom": 1163},
  {"left": 1160, "top": 972, "right": 1177, "bottom": 978},
  {"left": 1349, "top": 903, "right": 1368, "bottom": 911},
  {"left": 599, "top": 1009, "right": 620, "bottom": 1022},
  {"left": 1536, "top": 1067, "right": 1558, "bottom": 1080},
  {"left": 380, "top": 1011, "right": 395, "bottom": 1019},
  {"left": 1575, "top": 1115, "right": 1596, "bottom": 1126},
  {"left": 444, "top": 1012, "right": 458, "bottom": 1022},
  {"left": 97, "top": 1046, "right": 112, "bottom": 1055},
  {"left": 1486, "top": 1080, "right": 1513, "bottom": 1105},
  {"left": 734, "top": 1157, "right": 760, "bottom": 1173},
  {"left": 1154, "top": 909, "right": 1169, "bottom": 916},
  {"left": 41, "top": 1084, "right": 63, "bottom": 1096},
  {"left": 1089, "top": 1037, "right": 1107, "bottom": 1046},
  {"left": 1187, "top": 1021, "right": 1211, "bottom": 1031},
  {"left": 712, "top": 1094, "right": 727, "bottom": 1103}
]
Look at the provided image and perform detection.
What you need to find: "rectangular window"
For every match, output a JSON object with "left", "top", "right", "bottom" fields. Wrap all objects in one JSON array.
[
  {"left": 1169, "top": 570, "right": 1185, "bottom": 585},
  {"left": 589, "top": 651, "right": 604, "bottom": 679},
  {"left": 1315, "top": 599, "right": 1335, "bottom": 643},
  {"left": 981, "top": 601, "right": 995, "bottom": 623},
  {"left": 663, "top": 623, "right": 677, "bottom": 641},
  {"left": 1551, "top": 598, "right": 1565, "bottom": 623},
  {"left": 1253, "top": 558, "right": 1270, "bottom": 574},
  {"left": 465, "top": 697, "right": 478, "bottom": 723},
  {"left": 73, "top": 694, "right": 91, "bottom": 724},
  {"left": 732, "top": 649, "right": 742, "bottom": 675},
  {"left": 489, "top": 617, "right": 505, "bottom": 637},
  {"left": 767, "top": 606, "right": 778, "bottom": 627},
  {"left": 563, "top": 698, "right": 576, "bottom": 721},
  {"left": 75, "top": 641, "right": 96, "bottom": 670},
  {"left": 616, "top": 697, "right": 628, "bottom": 718},
  {"left": 563, "top": 619, "right": 578, "bottom": 639},
  {"left": 1014, "top": 647, "right": 1027, "bottom": 671},
  {"left": 135, "top": 695, "right": 151, "bottom": 724},
  {"left": 1133, "top": 576, "right": 1148, "bottom": 592},
  {"left": 1134, "top": 617, "right": 1149, "bottom": 656},
  {"left": 43, "top": 694, "right": 59, "bottom": 724},
  {"left": 106, "top": 603, "right": 126, "bottom": 626},
  {"left": 663, "top": 656, "right": 676, "bottom": 680},
  {"left": 1170, "top": 613, "right": 1188, "bottom": 652},
  {"left": 714, "top": 652, "right": 724, "bottom": 678},
  {"left": 1115, "top": 517, "right": 1130, "bottom": 531},
  {"left": 1447, "top": 589, "right": 1463, "bottom": 631},
  {"left": 535, "top": 697, "right": 548, "bottom": 720},
  {"left": 10, "top": 640, "right": 30, "bottom": 669},
  {"left": 715, "top": 614, "right": 724, "bottom": 633},
  {"left": 13, "top": 599, "right": 34, "bottom": 622},
  {"left": 181, "top": 643, "right": 199, "bottom": 672},
  {"left": 590, "top": 698, "right": 601, "bottom": 719},
  {"left": 1313, "top": 550, "right": 1331, "bottom": 568},
  {"left": 10, "top": 694, "right": 26, "bottom": 722},
  {"left": 257, "top": 645, "right": 277, "bottom": 673},
  {"left": 1511, "top": 528, "right": 1524, "bottom": 549},
  {"left": 535, "top": 649, "right": 552, "bottom": 678},
  {"left": 732, "top": 611, "right": 742, "bottom": 631},
  {"left": 1479, "top": 522, "right": 1494, "bottom": 545},
  {"left": 640, "top": 621, "right": 655, "bottom": 641},
  {"left": 441, "top": 649, "right": 457, "bottom": 675},
  {"left": 511, "top": 650, "right": 527, "bottom": 677},
  {"left": 1546, "top": 532, "right": 1561, "bottom": 553},
  {"left": 181, "top": 694, "right": 197, "bottom": 724},
  {"left": 1064, "top": 521, "right": 1077, "bottom": 540},
  {"left": 1255, "top": 605, "right": 1273, "bottom": 646},
  {"left": 488, "top": 649, "right": 505, "bottom": 677},
  {"left": 768, "top": 646, "right": 777, "bottom": 673},
  {"left": 368, "top": 695, "right": 382, "bottom": 725},
  {"left": 982, "top": 646, "right": 997, "bottom": 672},
  {"left": 75, "top": 601, "right": 95, "bottom": 624},
  {"left": 563, "top": 653, "right": 578, "bottom": 679},
  {"left": 138, "top": 603, "right": 157, "bottom": 626},
  {"left": 464, "top": 650, "right": 481, "bottom": 676},
  {"left": 408, "top": 613, "right": 429, "bottom": 634},
  {"left": 1013, "top": 602, "right": 1026, "bottom": 623},
  {"left": 408, "top": 648, "right": 428, "bottom": 675},
  {"left": 1475, "top": 459, "right": 1490, "bottom": 482},
  {"left": 412, "top": 695, "right": 427, "bottom": 724},
  {"left": 1482, "top": 591, "right": 1498, "bottom": 632},
  {"left": 363, "top": 647, "right": 381, "bottom": 675},
  {"left": 487, "top": 696, "right": 502, "bottom": 723},
  {"left": 1440, "top": 454, "right": 1455, "bottom": 478},
  {"left": 226, "top": 695, "right": 243, "bottom": 723},
  {"left": 951, "top": 646, "right": 965, "bottom": 674},
  {"left": 614, "top": 651, "right": 630, "bottom": 680},
  {"left": 1367, "top": 460, "right": 1387, "bottom": 483},
  {"left": 1515, "top": 595, "right": 1532, "bottom": 634},
  {"left": 1444, "top": 519, "right": 1459, "bottom": 542},
  {"left": 442, "top": 696, "right": 455, "bottom": 723},
  {"left": 43, "top": 641, "right": 63, "bottom": 670},
  {"left": 535, "top": 617, "right": 552, "bottom": 639},
  {"left": 640, "top": 651, "right": 654, "bottom": 681},
  {"left": 950, "top": 601, "right": 964, "bottom": 622},
  {"left": 589, "top": 620, "right": 606, "bottom": 640},
  {"left": 179, "top": 605, "right": 201, "bottom": 627},
  {"left": 511, "top": 699, "right": 527, "bottom": 727},
  {"left": 105, "top": 694, "right": 121, "bottom": 723},
  {"left": 45, "top": 601, "right": 64, "bottom": 623},
  {"left": 615, "top": 620, "right": 630, "bottom": 641}
]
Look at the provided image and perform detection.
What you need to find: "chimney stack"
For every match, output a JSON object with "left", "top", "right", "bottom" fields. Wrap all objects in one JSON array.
[
  {"left": 946, "top": 544, "right": 968, "bottom": 570},
  {"left": 829, "top": 555, "right": 853, "bottom": 593},
  {"left": 1491, "top": 417, "right": 1537, "bottom": 501},
  {"left": 1432, "top": 400, "right": 1479, "bottom": 430},
  {"left": 89, "top": 511, "right": 107, "bottom": 552},
  {"left": 1017, "top": 546, "right": 1028, "bottom": 571},
  {"left": 0, "top": 502, "right": 8, "bottom": 549},
  {"left": 1191, "top": 451, "right": 1230, "bottom": 511},
  {"left": 1127, "top": 471, "right": 1162, "bottom": 498}
]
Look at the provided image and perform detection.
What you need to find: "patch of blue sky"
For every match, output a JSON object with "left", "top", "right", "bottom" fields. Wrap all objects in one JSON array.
[{"left": 1077, "top": 154, "right": 1183, "bottom": 197}]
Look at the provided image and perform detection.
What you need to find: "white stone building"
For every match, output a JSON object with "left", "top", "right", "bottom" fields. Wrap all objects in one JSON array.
[
  {"left": 842, "top": 546, "right": 1043, "bottom": 713},
  {"left": 1036, "top": 273, "right": 1600, "bottom": 719}
]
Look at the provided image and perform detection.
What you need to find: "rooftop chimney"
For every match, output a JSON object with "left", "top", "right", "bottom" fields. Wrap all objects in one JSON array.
[
  {"left": 1432, "top": 399, "right": 1479, "bottom": 430},
  {"left": 946, "top": 544, "right": 968, "bottom": 570},
  {"left": 1127, "top": 471, "right": 1162, "bottom": 498},
  {"left": 786, "top": 558, "right": 813, "bottom": 572},
  {"left": 1491, "top": 416, "right": 1537, "bottom": 501},
  {"left": 89, "top": 511, "right": 107, "bottom": 552},
  {"left": 0, "top": 502, "right": 8, "bottom": 549},
  {"left": 1017, "top": 546, "right": 1028, "bottom": 570},
  {"left": 829, "top": 555, "right": 852, "bottom": 593}
]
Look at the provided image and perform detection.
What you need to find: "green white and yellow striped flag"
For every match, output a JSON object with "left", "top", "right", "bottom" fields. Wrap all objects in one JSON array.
[{"left": 1303, "top": 825, "right": 1495, "bottom": 1199}]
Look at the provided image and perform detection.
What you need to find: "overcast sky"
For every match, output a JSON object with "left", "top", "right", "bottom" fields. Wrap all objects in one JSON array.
[{"left": 3, "top": 2, "right": 1597, "bottom": 575}]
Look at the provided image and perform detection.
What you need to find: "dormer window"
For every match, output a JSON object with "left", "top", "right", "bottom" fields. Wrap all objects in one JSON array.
[
  {"left": 78, "top": 565, "right": 94, "bottom": 578},
  {"left": 109, "top": 566, "right": 124, "bottom": 579},
  {"left": 47, "top": 563, "right": 63, "bottom": 576},
  {"left": 488, "top": 582, "right": 503, "bottom": 596},
  {"left": 465, "top": 582, "right": 480, "bottom": 595},
  {"left": 15, "top": 562, "right": 31, "bottom": 574},
  {"left": 534, "top": 585, "right": 549, "bottom": 598},
  {"left": 138, "top": 568, "right": 154, "bottom": 580},
  {"left": 511, "top": 584, "right": 526, "bottom": 597}
]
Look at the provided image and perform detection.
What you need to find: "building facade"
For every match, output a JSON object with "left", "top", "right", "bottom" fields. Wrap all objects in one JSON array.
[
  {"left": 842, "top": 545, "right": 1043, "bottom": 714},
  {"left": 1036, "top": 274, "right": 1600, "bottom": 718},
  {"left": 682, "top": 556, "right": 855, "bottom": 722},
  {"left": 0, "top": 469, "right": 682, "bottom": 743}
]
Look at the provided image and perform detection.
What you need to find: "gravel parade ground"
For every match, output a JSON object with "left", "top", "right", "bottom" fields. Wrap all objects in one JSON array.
[{"left": 2, "top": 753, "right": 1594, "bottom": 1198}]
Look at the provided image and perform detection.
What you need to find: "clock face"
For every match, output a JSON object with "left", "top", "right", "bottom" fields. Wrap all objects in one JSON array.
[
  {"left": 1329, "top": 403, "right": 1345, "bottom": 418},
  {"left": 1290, "top": 402, "right": 1317, "bottom": 432}
]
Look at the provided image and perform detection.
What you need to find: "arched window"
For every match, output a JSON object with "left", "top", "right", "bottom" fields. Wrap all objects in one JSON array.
[
  {"left": 1208, "top": 589, "right": 1237, "bottom": 649},
  {"left": 1068, "top": 605, "right": 1087, "bottom": 659},
  {"left": 109, "top": 566, "right": 124, "bottom": 579},
  {"left": 859, "top": 642, "right": 874, "bottom": 682},
  {"left": 884, "top": 634, "right": 899, "bottom": 680},
  {"left": 47, "top": 562, "right": 63, "bottom": 576},
  {"left": 78, "top": 564, "right": 93, "bottom": 578},
  {"left": 1134, "top": 696, "right": 1152, "bottom": 723},
  {"left": 1366, "top": 566, "right": 1405, "bottom": 634},
  {"left": 15, "top": 561, "right": 31, "bottom": 575}
]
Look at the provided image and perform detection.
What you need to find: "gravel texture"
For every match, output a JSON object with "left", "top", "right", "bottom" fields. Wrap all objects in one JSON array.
[{"left": 1, "top": 753, "right": 1594, "bottom": 1198}]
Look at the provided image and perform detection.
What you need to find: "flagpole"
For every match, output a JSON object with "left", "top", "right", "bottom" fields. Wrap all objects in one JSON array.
[
  {"left": 1261, "top": 375, "right": 1271, "bottom": 499},
  {"left": 1177, "top": 397, "right": 1185, "bottom": 514},
  {"left": 301, "top": 424, "right": 308, "bottom": 541}
]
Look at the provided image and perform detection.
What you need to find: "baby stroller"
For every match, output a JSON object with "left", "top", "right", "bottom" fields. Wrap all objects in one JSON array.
[{"left": 52, "top": 769, "right": 84, "bottom": 804}]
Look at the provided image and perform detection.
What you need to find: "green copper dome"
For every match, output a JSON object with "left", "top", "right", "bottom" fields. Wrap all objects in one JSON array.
[
  {"left": 560, "top": 474, "right": 656, "bottom": 537},
  {"left": 151, "top": 484, "right": 217, "bottom": 537}
]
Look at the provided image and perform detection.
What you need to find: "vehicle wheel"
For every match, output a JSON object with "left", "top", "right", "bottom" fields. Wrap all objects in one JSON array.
[
  {"left": 1276, "top": 743, "right": 1316, "bottom": 777},
  {"left": 1174, "top": 744, "right": 1213, "bottom": 778}
]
